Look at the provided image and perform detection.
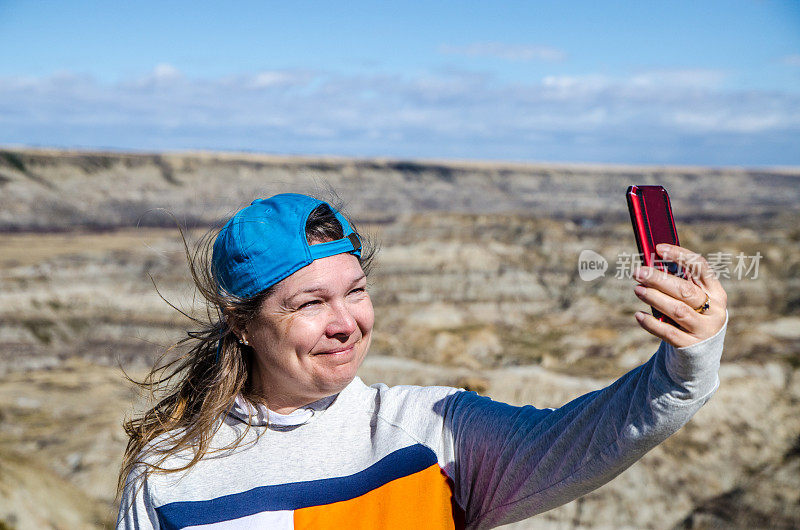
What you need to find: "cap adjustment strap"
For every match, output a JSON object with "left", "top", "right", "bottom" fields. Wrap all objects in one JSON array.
[{"left": 308, "top": 233, "right": 362, "bottom": 260}]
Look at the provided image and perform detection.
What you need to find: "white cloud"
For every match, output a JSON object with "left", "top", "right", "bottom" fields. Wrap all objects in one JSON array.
[
  {"left": 671, "top": 111, "right": 784, "bottom": 134},
  {"left": 0, "top": 64, "right": 798, "bottom": 164},
  {"left": 439, "top": 42, "right": 567, "bottom": 62},
  {"left": 248, "top": 70, "right": 313, "bottom": 89},
  {"left": 540, "top": 75, "right": 613, "bottom": 102},
  {"left": 629, "top": 68, "right": 727, "bottom": 89},
  {"left": 152, "top": 63, "right": 181, "bottom": 80}
]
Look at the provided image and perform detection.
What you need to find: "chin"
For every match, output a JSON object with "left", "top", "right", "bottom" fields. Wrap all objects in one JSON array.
[
  {"left": 318, "top": 359, "right": 364, "bottom": 395},
  {"left": 313, "top": 341, "right": 369, "bottom": 396},
  {"left": 324, "top": 369, "right": 359, "bottom": 392}
]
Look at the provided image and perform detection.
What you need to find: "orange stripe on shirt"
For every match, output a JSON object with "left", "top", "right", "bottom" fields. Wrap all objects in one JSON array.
[{"left": 294, "top": 463, "right": 465, "bottom": 530}]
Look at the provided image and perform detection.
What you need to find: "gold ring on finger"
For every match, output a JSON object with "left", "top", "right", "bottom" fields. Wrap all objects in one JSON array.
[{"left": 693, "top": 292, "right": 711, "bottom": 314}]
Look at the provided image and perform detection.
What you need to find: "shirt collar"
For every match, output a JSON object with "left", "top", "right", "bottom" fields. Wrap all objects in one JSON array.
[{"left": 230, "top": 393, "right": 338, "bottom": 427}]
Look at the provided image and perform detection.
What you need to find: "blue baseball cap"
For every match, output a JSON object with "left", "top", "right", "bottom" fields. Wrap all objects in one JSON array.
[{"left": 212, "top": 193, "right": 362, "bottom": 298}]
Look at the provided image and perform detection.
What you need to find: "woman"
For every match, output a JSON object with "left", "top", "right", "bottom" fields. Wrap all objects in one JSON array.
[{"left": 117, "top": 193, "right": 728, "bottom": 529}]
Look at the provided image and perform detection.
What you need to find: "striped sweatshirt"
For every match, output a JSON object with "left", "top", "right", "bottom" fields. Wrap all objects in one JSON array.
[{"left": 117, "top": 319, "right": 726, "bottom": 529}]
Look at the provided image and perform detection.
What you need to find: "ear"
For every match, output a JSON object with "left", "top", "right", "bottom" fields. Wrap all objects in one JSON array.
[{"left": 223, "top": 309, "right": 248, "bottom": 344}]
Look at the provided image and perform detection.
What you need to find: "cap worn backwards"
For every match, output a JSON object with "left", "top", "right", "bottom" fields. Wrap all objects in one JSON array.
[{"left": 212, "top": 193, "right": 362, "bottom": 299}]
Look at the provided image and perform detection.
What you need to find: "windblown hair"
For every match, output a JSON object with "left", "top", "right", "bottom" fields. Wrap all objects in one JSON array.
[{"left": 117, "top": 201, "right": 375, "bottom": 499}]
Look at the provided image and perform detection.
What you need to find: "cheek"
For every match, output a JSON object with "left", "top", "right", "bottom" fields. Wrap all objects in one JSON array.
[
  {"left": 283, "top": 317, "right": 328, "bottom": 351},
  {"left": 252, "top": 314, "right": 318, "bottom": 356},
  {"left": 357, "top": 298, "right": 375, "bottom": 333},
  {"left": 249, "top": 319, "right": 282, "bottom": 357}
]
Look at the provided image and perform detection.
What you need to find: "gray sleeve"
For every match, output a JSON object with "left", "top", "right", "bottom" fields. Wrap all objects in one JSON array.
[
  {"left": 116, "top": 466, "right": 160, "bottom": 530},
  {"left": 444, "top": 316, "right": 727, "bottom": 529}
]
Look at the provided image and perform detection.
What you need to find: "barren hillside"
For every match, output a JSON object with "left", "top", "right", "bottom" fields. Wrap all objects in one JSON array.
[{"left": 0, "top": 148, "right": 798, "bottom": 529}]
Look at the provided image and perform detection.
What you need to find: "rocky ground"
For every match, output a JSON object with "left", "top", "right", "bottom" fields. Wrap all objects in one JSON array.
[{"left": 0, "top": 148, "right": 798, "bottom": 529}]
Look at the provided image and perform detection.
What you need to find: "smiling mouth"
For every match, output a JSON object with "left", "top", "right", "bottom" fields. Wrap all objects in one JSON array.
[{"left": 314, "top": 343, "right": 357, "bottom": 355}]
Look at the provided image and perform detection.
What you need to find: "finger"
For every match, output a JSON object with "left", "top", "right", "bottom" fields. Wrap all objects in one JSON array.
[
  {"left": 633, "top": 284, "right": 703, "bottom": 334},
  {"left": 655, "top": 244, "right": 724, "bottom": 297},
  {"left": 633, "top": 266, "right": 708, "bottom": 312},
  {"left": 635, "top": 311, "right": 695, "bottom": 348}
]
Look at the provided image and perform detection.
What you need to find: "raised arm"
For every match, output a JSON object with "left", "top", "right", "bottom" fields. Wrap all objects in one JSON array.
[
  {"left": 444, "top": 244, "right": 728, "bottom": 528},
  {"left": 445, "top": 320, "right": 726, "bottom": 528}
]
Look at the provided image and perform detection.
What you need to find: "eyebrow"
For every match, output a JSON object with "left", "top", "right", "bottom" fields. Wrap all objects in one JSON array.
[{"left": 283, "top": 273, "right": 366, "bottom": 302}]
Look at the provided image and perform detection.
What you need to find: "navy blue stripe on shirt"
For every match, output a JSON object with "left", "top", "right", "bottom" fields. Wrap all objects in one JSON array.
[{"left": 156, "top": 443, "right": 438, "bottom": 530}]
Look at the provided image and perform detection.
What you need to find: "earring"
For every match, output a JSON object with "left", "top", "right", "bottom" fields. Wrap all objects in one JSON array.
[{"left": 239, "top": 337, "right": 249, "bottom": 346}]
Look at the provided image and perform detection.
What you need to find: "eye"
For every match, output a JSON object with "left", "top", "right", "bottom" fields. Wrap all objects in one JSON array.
[
  {"left": 349, "top": 287, "right": 366, "bottom": 295},
  {"left": 297, "top": 300, "right": 321, "bottom": 310}
]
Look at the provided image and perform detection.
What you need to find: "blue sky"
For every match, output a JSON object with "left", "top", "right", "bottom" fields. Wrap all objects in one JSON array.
[{"left": 1, "top": 1, "right": 799, "bottom": 166}]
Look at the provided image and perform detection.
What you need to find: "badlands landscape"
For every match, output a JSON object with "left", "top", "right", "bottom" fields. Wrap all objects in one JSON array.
[{"left": 0, "top": 148, "right": 798, "bottom": 529}]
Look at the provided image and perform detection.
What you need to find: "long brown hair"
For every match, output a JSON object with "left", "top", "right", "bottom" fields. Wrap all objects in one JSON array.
[{"left": 117, "top": 200, "right": 375, "bottom": 498}]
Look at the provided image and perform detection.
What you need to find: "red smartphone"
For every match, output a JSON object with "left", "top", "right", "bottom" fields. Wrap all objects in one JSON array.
[{"left": 626, "top": 185, "right": 684, "bottom": 323}]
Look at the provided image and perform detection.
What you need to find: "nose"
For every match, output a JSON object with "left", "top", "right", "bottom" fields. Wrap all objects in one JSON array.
[{"left": 325, "top": 301, "right": 358, "bottom": 339}]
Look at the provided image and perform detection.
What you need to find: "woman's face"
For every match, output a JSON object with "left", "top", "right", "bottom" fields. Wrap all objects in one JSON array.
[{"left": 243, "top": 252, "right": 374, "bottom": 413}]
